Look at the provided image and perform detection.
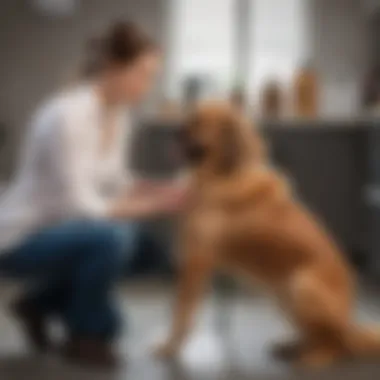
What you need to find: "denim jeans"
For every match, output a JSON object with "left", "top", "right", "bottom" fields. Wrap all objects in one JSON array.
[{"left": 0, "top": 219, "right": 141, "bottom": 340}]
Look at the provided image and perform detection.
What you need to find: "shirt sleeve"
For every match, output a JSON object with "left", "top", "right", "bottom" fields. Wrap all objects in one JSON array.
[{"left": 52, "top": 110, "right": 110, "bottom": 218}]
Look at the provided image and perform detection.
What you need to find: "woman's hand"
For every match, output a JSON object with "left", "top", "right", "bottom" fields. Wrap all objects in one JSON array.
[
  {"left": 132, "top": 179, "right": 185, "bottom": 197},
  {"left": 155, "top": 184, "right": 188, "bottom": 214},
  {"left": 109, "top": 182, "right": 188, "bottom": 220}
]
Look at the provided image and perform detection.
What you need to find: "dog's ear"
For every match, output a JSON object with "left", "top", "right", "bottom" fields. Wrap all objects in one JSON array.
[{"left": 217, "top": 121, "right": 242, "bottom": 174}]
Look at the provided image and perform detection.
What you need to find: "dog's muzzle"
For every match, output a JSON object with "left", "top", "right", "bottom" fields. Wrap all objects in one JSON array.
[
  {"left": 185, "top": 143, "right": 207, "bottom": 164},
  {"left": 178, "top": 128, "right": 207, "bottom": 164}
]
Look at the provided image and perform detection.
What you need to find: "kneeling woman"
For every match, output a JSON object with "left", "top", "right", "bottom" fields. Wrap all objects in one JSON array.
[{"left": 0, "top": 21, "right": 183, "bottom": 367}]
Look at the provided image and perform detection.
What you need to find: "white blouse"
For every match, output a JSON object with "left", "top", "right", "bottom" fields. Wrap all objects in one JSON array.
[{"left": 0, "top": 84, "right": 135, "bottom": 252}]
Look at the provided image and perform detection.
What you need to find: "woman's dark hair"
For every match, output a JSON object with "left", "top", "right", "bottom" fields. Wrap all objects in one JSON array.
[{"left": 81, "top": 21, "right": 158, "bottom": 79}]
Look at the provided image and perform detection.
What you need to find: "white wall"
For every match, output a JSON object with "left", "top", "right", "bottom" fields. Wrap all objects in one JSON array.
[
  {"left": 167, "top": 0, "right": 235, "bottom": 100},
  {"left": 311, "top": 0, "right": 370, "bottom": 117}
]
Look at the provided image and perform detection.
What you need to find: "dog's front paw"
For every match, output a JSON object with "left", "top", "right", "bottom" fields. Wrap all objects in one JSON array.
[{"left": 153, "top": 341, "right": 179, "bottom": 360}]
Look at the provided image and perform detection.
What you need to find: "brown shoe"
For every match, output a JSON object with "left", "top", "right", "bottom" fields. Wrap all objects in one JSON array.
[
  {"left": 62, "top": 337, "right": 120, "bottom": 369},
  {"left": 10, "top": 299, "right": 50, "bottom": 353}
]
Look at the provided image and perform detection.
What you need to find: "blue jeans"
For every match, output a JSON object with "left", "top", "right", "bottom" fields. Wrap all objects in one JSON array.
[{"left": 0, "top": 220, "right": 140, "bottom": 340}]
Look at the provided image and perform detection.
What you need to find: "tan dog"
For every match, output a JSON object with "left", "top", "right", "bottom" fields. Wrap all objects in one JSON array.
[{"left": 156, "top": 101, "right": 380, "bottom": 368}]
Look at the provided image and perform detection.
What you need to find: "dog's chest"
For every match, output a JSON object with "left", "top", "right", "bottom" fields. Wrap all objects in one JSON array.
[
  {"left": 183, "top": 206, "right": 227, "bottom": 246},
  {"left": 184, "top": 198, "right": 306, "bottom": 283},
  {"left": 214, "top": 211, "right": 306, "bottom": 283}
]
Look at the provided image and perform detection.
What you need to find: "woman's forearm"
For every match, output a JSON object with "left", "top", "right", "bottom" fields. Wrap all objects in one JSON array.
[
  {"left": 107, "top": 180, "right": 187, "bottom": 220},
  {"left": 107, "top": 196, "right": 160, "bottom": 220}
]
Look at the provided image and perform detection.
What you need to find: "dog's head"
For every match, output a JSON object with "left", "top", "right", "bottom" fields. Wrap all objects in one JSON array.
[{"left": 180, "top": 101, "right": 264, "bottom": 175}]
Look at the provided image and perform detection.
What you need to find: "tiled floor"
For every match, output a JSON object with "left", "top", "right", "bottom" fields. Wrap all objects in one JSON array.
[{"left": 0, "top": 280, "right": 380, "bottom": 380}]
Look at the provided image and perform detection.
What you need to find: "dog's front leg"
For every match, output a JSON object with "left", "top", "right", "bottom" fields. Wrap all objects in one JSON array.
[{"left": 154, "top": 241, "right": 216, "bottom": 359}]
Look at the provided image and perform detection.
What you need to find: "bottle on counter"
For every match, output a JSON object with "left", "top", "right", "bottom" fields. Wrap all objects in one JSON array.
[
  {"left": 293, "top": 61, "right": 319, "bottom": 119},
  {"left": 260, "top": 79, "right": 284, "bottom": 119}
]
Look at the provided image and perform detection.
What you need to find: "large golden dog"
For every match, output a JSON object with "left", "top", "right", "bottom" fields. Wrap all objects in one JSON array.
[{"left": 156, "top": 102, "right": 380, "bottom": 368}]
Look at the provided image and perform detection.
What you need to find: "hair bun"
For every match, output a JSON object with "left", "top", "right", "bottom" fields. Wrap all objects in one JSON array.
[
  {"left": 104, "top": 21, "right": 156, "bottom": 63},
  {"left": 107, "top": 22, "right": 133, "bottom": 60},
  {"left": 80, "top": 20, "right": 157, "bottom": 79}
]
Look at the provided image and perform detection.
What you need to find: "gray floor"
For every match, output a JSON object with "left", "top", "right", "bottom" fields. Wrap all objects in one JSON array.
[{"left": 0, "top": 280, "right": 380, "bottom": 380}]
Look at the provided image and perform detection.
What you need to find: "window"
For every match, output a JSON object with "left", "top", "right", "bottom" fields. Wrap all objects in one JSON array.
[
  {"left": 167, "top": 0, "right": 235, "bottom": 101},
  {"left": 248, "top": 0, "right": 310, "bottom": 107},
  {"left": 167, "top": 0, "right": 309, "bottom": 110}
]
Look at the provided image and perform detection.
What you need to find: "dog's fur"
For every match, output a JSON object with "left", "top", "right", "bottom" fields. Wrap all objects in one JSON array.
[{"left": 156, "top": 101, "right": 380, "bottom": 368}]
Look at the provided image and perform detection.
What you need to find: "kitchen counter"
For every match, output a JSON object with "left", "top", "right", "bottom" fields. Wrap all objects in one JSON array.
[{"left": 131, "top": 118, "right": 379, "bottom": 272}]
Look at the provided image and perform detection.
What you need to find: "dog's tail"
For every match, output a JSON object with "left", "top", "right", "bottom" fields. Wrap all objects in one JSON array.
[{"left": 344, "top": 324, "right": 380, "bottom": 357}]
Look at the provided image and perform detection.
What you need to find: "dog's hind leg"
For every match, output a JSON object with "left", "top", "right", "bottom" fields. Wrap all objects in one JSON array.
[{"left": 284, "top": 270, "right": 352, "bottom": 368}]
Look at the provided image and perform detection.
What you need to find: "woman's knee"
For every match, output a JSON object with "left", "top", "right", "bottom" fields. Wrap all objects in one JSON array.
[{"left": 76, "top": 221, "right": 127, "bottom": 266}]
